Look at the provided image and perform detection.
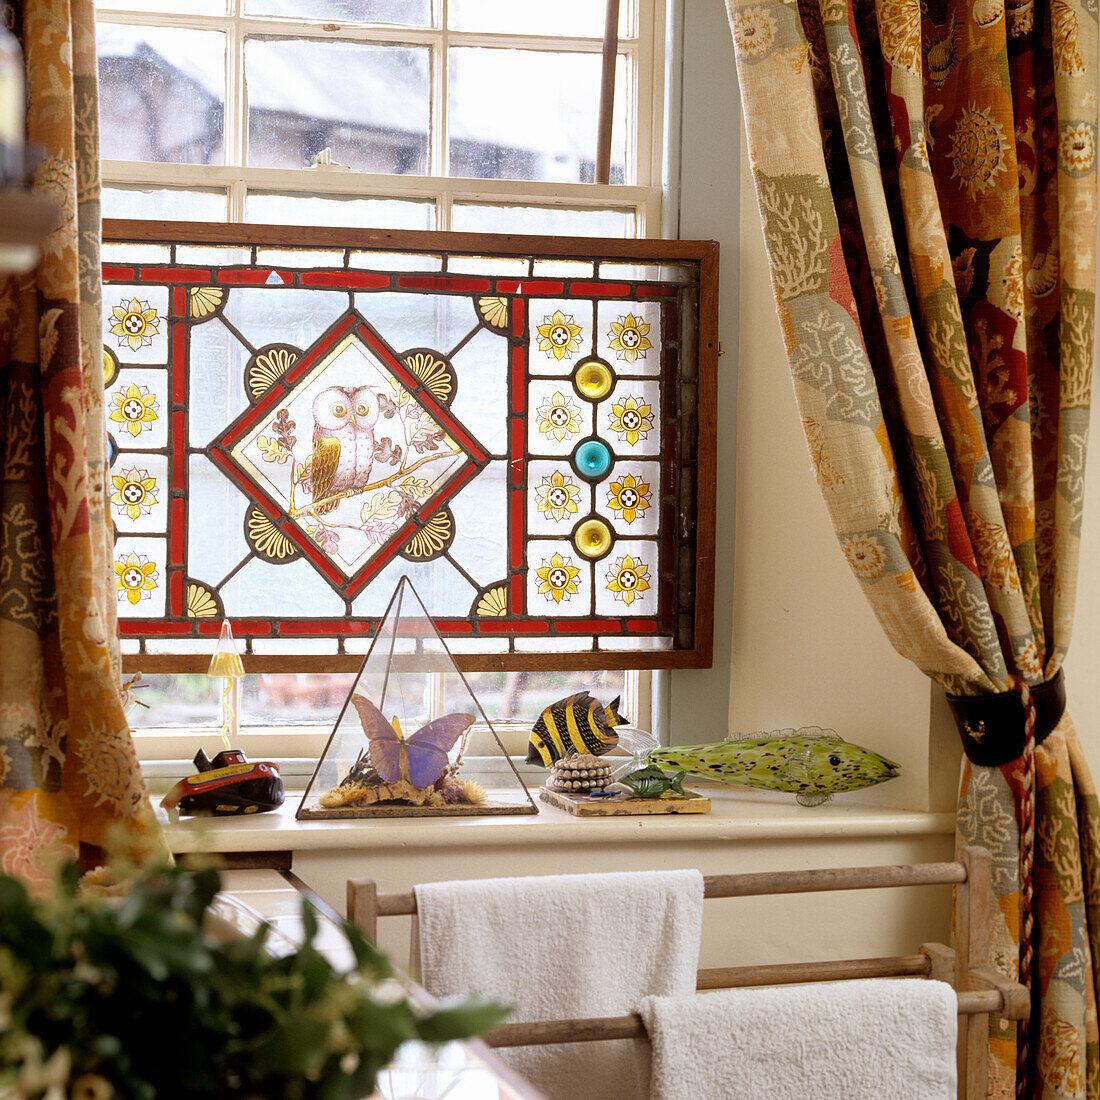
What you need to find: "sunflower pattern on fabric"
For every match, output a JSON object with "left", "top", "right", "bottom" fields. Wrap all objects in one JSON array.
[{"left": 726, "top": 0, "right": 1098, "bottom": 1089}]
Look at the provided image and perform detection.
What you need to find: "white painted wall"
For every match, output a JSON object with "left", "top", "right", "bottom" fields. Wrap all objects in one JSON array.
[{"left": 667, "top": 0, "right": 1100, "bottom": 811}]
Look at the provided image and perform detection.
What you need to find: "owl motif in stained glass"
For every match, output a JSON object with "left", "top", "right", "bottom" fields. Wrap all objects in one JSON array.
[{"left": 309, "top": 386, "right": 380, "bottom": 515}]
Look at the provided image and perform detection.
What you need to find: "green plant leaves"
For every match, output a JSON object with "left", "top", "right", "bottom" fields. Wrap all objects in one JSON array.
[{"left": 0, "top": 860, "right": 508, "bottom": 1099}]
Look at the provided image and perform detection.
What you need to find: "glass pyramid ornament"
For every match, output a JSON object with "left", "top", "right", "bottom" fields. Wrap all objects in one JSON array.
[{"left": 298, "top": 576, "right": 537, "bottom": 819}]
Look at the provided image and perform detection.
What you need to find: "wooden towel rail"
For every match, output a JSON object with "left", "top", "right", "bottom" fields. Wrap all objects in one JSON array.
[{"left": 347, "top": 846, "right": 1029, "bottom": 1100}]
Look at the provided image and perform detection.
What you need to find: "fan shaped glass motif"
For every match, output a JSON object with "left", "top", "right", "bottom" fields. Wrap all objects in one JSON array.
[
  {"left": 298, "top": 576, "right": 537, "bottom": 819},
  {"left": 102, "top": 224, "right": 717, "bottom": 670}
]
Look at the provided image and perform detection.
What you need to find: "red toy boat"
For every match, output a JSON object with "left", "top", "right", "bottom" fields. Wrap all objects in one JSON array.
[{"left": 161, "top": 748, "right": 284, "bottom": 817}]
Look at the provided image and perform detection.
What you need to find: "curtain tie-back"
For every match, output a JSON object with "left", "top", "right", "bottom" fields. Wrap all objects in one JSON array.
[{"left": 946, "top": 669, "right": 1066, "bottom": 767}]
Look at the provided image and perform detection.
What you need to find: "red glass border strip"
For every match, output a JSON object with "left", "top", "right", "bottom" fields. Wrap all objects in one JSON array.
[
  {"left": 554, "top": 619, "right": 623, "bottom": 634},
  {"left": 300, "top": 271, "right": 391, "bottom": 289},
  {"left": 480, "top": 620, "right": 547, "bottom": 634},
  {"left": 396, "top": 274, "right": 491, "bottom": 293},
  {"left": 139, "top": 266, "right": 212, "bottom": 283}
]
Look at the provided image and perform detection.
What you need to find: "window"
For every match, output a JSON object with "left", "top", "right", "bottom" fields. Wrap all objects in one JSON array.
[
  {"left": 95, "top": 1, "right": 692, "bottom": 753},
  {"left": 96, "top": 0, "right": 666, "bottom": 235}
]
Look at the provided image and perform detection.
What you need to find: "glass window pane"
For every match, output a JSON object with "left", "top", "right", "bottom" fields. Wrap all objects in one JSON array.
[
  {"left": 246, "top": 39, "right": 430, "bottom": 173},
  {"left": 246, "top": 191, "right": 433, "bottom": 230},
  {"left": 449, "top": 0, "right": 633, "bottom": 37},
  {"left": 135, "top": 670, "right": 626, "bottom": 727},
  {"left": 451, "top": 202, "right": 634, "bottom": 237},
  {"left": 97, "top": 25, "right": 226, "bottom": 165},
  {"left": 98, "top": 0, "right": 226, "bottom": 13},
  {"left": 464, "top": 671, "right": 627, "bottom": 722},
  {"left": 103, "top": 186, "right": 228, "bottom": 221},
  {"left": 244, "top": 0, "right": 430, "bottom": 23},
  {"left": 449, "top": 49, "right": 627, "bottom": 184}
]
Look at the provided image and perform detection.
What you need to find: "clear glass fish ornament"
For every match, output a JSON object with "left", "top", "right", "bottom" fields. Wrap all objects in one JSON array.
[
  {"left": 611, "top": 725, "right": 660, "bottom": 777},
  {"left": 207, "top": 620, "right": 244, "bottom": 749}
]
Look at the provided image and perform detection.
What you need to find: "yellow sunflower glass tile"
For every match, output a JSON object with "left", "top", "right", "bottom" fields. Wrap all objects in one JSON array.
[
  {"left": 103, "top": 285, "right": 169, "bottom": 363},
  {"left": 597, "top": 301, "right": 661, "bottom": 375},
  {"left": 110, "top": 466, "right": 159, "bottom": 523},
  {"left": 529, "top": 299, "right": 593, "bottom": 374},
  {"left": 596, "top": 541, "right": 658, "bottom": 615},
  {"left": 604, "top": 554, "right": 651, "bottom": 606},
  {"left": 105, "top": 369, "right": 168, "bottom": 448},
  {"left": 527, "top": 462, "right": 592, "bottom": 536},
  {"left": 527, "top": 542, "right": 590, "bottom": 615},
  {"left": 527, "top": 380, "right": 593, "bottom": 456},
  {"left": 112, "top": 539, "right": 167, "bottom": 616},
  {"left": 606, "top": 389, "right": 658, "bottom": 452},
  {"left": 605, "top": 471, "right": 653, "bottom": 526}
]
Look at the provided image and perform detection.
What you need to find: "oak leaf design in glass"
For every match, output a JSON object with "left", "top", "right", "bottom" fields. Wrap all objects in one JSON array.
[
  {"left": 608, "top": 395, "right": 653, "bottom": 446},
  {"left": 608, "top": 313, "right": 653, "bottom": 363},
  {"left": 110, "top": 298, "right": 161, "bottom": 352},
  {"left": 536, "top": 310, "right": 583, "bottom": 361},
  {"left": 217, "top": 314, "right": 485, "bottom": 593},
  {"left": 109, "top": 383, "right": 159, "bottom": 438},
  {"left": 110, "top": 467, "right": 158, "bottom": 521},
  {"left": 114, "top": 552, "right": 159, "bottom": 606},
  {"left": 536, "top": 552, "right": 581, "bottom": 604},
  {"left": 606, "top": 473, "right": 651, "bottom": 524}
]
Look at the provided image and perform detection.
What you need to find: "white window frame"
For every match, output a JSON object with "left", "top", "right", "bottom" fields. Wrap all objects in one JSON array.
[
  {"left": 98, "top": 0, "right": 668, "bottom": 770},
  {"left": 96, "top": 0, "right": 667, "bottom": 232}
]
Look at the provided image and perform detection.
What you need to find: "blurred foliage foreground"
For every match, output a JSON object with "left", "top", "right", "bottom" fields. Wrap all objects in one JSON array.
[{"left": 0, "top": 860, "right": 508, "bottom": 1099}]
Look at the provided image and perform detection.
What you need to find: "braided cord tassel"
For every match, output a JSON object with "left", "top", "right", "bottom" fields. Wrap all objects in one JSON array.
[{"left": 1014, "top": 679, "right": 1037, "bottom": 1098}]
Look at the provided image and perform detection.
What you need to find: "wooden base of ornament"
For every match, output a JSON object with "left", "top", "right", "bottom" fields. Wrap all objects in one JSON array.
[
  {"left": 298, "top": 798, "right": 536, "bottom": 819},
  {"left": 538, "top": 783, "right": 710, "bottom": 816}
]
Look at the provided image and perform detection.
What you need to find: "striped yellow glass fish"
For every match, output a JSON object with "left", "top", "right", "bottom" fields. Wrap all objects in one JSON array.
[{"left": 526, "top": 692, "right": 627, "bottom": 765}]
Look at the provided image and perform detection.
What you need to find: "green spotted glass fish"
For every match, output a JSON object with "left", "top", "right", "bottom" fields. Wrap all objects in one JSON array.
[{"left": 649, "top": 729, "right": 900, "bottom": 806}]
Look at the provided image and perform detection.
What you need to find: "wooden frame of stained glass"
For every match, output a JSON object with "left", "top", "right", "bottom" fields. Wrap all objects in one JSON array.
[{"left": 103, "top": 220, "right": 717, "bottom": 672}]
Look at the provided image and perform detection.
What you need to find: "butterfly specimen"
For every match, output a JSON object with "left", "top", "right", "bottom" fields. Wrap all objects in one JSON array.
[{"left": 349, "top": 694, "right": 474, "bottom": 790}]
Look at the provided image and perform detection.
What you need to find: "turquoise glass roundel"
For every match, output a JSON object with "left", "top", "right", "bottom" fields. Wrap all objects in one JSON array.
[{"left": 574, "top": 439, "right": 612, "bottom": 480}]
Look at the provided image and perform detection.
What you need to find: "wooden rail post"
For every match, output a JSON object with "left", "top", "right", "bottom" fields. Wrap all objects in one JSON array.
[
  {"left": 957, "top": 846, "right": 992, "bottom": 1100},
  {"left": 346, "top": 878, "right": 379, "bottom": 943}
]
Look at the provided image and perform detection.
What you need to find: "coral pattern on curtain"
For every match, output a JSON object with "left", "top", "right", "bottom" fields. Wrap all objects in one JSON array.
[
  {"left": 0, "top": 0, "right": 163, "bottom": 887},
  {"left": 727, "top": 0, "right": 1098, "bottom": 1091}
]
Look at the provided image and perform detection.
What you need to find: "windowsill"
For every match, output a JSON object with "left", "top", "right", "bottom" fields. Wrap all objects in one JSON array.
[{"left": 162, "top": 780, "right": 955, "bottom": 855}]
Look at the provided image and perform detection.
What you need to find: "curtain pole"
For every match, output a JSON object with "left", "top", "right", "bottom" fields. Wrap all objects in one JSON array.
[{"left": 595, "top": 0, "right": 620, "bottom": 185}]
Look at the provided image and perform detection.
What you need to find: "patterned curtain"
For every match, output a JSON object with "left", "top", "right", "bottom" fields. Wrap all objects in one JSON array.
[
  {"left": 727, "top": 0, "right": 1098, "bottom": 1093},
  {"left": 0, "top": 0, "right": 164, "bottom": 888}
]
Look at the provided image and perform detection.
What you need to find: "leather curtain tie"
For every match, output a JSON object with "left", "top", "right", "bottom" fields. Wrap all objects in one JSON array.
[{"left": 946, "top": 668, "right": 1066, "bottom": 767}]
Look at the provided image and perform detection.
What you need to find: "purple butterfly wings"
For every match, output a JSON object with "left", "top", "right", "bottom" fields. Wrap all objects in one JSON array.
[{"left": 349, "top": 695, "right": 474, "bottom": 789}]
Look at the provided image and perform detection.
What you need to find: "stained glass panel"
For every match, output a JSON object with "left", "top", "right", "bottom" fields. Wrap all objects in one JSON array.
[{"left": 103, "top": 222, "right": 717, "bottom": 670}]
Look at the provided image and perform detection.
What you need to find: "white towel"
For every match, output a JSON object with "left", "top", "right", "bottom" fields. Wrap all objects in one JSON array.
[
  {"left": 641, "top": 978, "right": 958, "bottom": 1100},
  {"left": 415, "top": 869, "right": 704, "bottom": 1100}
]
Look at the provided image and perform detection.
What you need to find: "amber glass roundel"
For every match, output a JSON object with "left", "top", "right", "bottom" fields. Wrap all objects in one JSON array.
[
  {"left": 573, "top": 357, "right": 614, "bottom": 399},
  {"left": 574, "top": 517, "right": 613, "bottom": 559}
]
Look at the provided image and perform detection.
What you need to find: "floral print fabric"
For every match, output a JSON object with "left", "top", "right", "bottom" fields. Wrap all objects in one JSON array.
[
  {"left": 727, "top": 0, "right": 1098, "bottom": 1091},
  {"left": 0, "top": 0, "right": 164, "bottom": 887}
]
